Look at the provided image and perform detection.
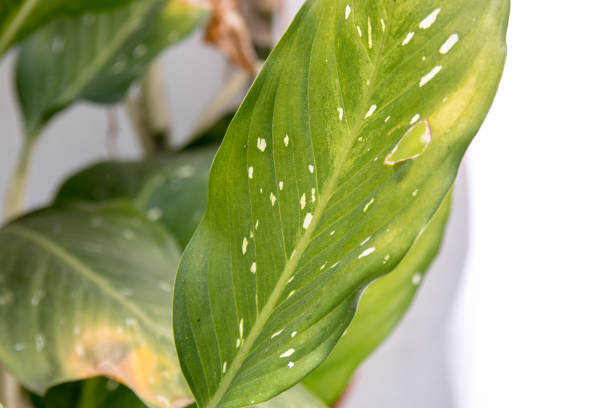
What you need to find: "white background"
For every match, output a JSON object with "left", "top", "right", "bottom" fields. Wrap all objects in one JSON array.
[{"left": 1, "top": 1, "right": 612, "bottom": 407}]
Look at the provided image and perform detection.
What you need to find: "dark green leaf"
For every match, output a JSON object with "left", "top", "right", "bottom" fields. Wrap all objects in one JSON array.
[
  {"left": 29, "top": 377, "right": 146, "bottom": 408},
  {"left": 0, "top": 0, "right": 133, "bottom": 56},
  {"left": 0, "top": 202, "right": 191, "bottom": 407},
  {"left": 55, "top": 147, "right": 217, "bottom": 248},
  {"left": 173, "top": 0, "right": 508, "bottom": 406},
  {"left": 16, "top": 0, "right": 208, "bottom": 137},
  {"left": 303, "top": 194, "right": 452, "bottom": 403}
]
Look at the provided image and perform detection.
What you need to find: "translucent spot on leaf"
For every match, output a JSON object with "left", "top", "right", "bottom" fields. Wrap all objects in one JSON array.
[
  {"left": 420, "top": 65, "right": 443, "bottom": 87},
  {"left": 242, "top": 237, "right": 248, "bottom": 255},
  {"left": 250, "top": 262, "right": 257, "bottom": 274},
  {"left": 356, "top": 25, "right": 362, "bottom": 37},
  {"left": 338, "top": 107, "right": 344, "bottom": 120},
  {"left": 358, "top": 247, "right": 376, "bottom": 259},
  {"left": 412, "top": 273, "right": 423, "bottom": 285},
  {"left": 291, "top": 331, "right": 297, "bottom": 338},
  {"left": 300, "top": 194, "right": 306, "bottom": 210},
  {"left": 288, "top": 361, "right": 295, "bottom": 368},
  {"left": 303, "top": 213, "right": 313, "bottom": 229},
  {"left": 257, "top": 138, "right": 267, "bottom": 152},
  {"left": 284, "top": 134, "right": 289, "bottom": 146},
  {"left": 402, "top": 32, "right": 414, "bottom": 46},
  {"left": 270, "top": 192, "right": 277, "bottom": 206},
  {"left": 345, "top": 5, "right": 351, "bottom": 19},
  {"left": 384, "top": 120, "right": 432, "bottom": 165},
  {"left": 271, "top": 330, "right": 283, "bottom": 339},
  {"left": 280, "top": 349, "right": 295, "bottom": 358},
  {"left": 364, "top": 104, "right": 377, "bottom": 119}
]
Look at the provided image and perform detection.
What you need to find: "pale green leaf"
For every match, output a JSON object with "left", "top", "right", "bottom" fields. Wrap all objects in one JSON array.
[
  {"left": 55, "top": 147, "right": 217, "bottom": 248},
  {"left": 303, "top": 194, "right": 452, "bottom": 404},
  {"left": 0, "top": 0, "right": 134, "bottom": 56},
  {"left": 16, "top": 0, "right": 208, "bottom": 137},
  {"left": 0, "top": 202, "right": 192, "bottom": 408},
  {"left": 173, "top": 0, "right": 509, "bottom": 406}
]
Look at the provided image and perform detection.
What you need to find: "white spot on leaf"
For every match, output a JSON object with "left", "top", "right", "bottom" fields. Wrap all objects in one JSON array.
[
  {"left": 257, "top": 138, "right": 267, "bottom": 152},
  {"left": 420, "top": 65, "right": 443, "bottom": 87},
  {"left": 303, "top": 213, "right": 313, "bottom": 229},
  {"left": 358, "top": 247, "right": 376, "bottom": 259},
  {"left": 402, "top": 32, "right": 415, "bottom": 46},
  {"left": 280, "top": 349, "right": 295, "bottom": 358},
  {"left": 364, "top": 104, "right": 377, "bottom": 119},
  {"left": 419, "top": 8, "right": 441, "bottom": 29},
  {"left": 440, "top": 33, "right": 459, "bottom": 54},
  {"left": 345, "top": 5, "right": 351, "bottom": 19}
]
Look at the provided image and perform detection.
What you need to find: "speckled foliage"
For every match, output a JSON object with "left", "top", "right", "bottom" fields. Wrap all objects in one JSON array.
[{"left": 173, "top": 0, "right": 509, "bottom": 407}]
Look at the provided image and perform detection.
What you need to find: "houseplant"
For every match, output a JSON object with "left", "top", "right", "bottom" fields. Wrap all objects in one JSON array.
[{"left": 0, "top": 0, "right": 509, "bottom": 406}]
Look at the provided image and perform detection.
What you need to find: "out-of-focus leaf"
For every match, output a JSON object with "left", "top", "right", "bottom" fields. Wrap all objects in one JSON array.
[
  {"left": 255, "top": 385, "right": 326, "bottom": 408},
  {"left": 29, "top": 377, "right": 146, "bottom": 408},
  {"left": 16, "top": 0, "right": 208, "bottom": 137},
  {"left": 55, "top": 147, "right": 217, "bottom": 248},
  {"left": 0, "top": 202, "right": 192, "bottom": 408},
  {"left": 303, "top": 194, "right": 452, "bottom": 404},
  {"left": 173, "top": 0, "right": 508, "bottom": 406},
  {"left": 0, "top": 0, "right": 133, "bottom": 56}
]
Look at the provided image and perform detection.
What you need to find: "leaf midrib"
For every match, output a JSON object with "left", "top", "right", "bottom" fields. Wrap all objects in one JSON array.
[
  {"left": 204, "top": 3, "right": 395, "bottom": 406},
  {"left": 4, "top": 224, "right": 171, "bottom": 338},
  {"left": 54, "top": 1, "right": 154, "bottom": 110},
  {"left": 0, "top": 0, "right": 39, "bottom": 53}
]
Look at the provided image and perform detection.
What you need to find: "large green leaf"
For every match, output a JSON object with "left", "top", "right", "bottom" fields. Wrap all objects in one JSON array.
[
  {"left": 303, "top": 194, "right": 452, "bottom": 403},
  {"left": 55, "top": 147, "right": 218, "bottom": 248},
  {"left": 173, "top": 0, "right": 508, "bottom": 406},
  {"left": 0, "top": 0, "right": 133, "bottom": 56},
  {"left": 0, "top": 202, "right": 192, "bottom": 408},
  {"left": 16, "top": 0, "right": 208, "bottom": 137},
  {"left": 29, "top": 377, "right": 146, "bottom": 408}
]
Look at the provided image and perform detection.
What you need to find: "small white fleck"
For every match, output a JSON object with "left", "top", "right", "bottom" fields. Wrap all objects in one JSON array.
[
  {"left": 255, "top": 220, "right": 260, "bottom": 230},
  {"left": 257, "top": 138, "right": 267, "bottom": 152},
  {"left": 381, "top": 18, "right": 386, "bottom": 32},
  {"left": 367, "top": 17, "right": 373, "bottom": 49},
  {"left": 222, "top": 361, "right": 227, "bottom": 374},
  {"left": 250, "top": 262, "right": 257, "bottom": 273},
  {"left": 303, "top": 213, "right": 313, "bottom": 229},
  {"left": 412, "top": 189, "right": 419, "bottom": 197},
  {"left": 361, "top": 237, "right": 371, "bottom": 246},
  {"left": 358, "top": 247, "right": 376, "bottom": 259},
  {"left": 331, "top": 261, "right": 340, "bottom": 269},
  {"left": 311, "top": 188, "right": 316, "bottom": 203},
  {"left": 440, "top": 33, "right": 459, "bottom": 54},
  {"left": 133, "top": 44, "right": 147, "bottom": 58},
  {"left": 320, "top": 262, "right": 328, "bottom": 270},
  {"left": 35, "top": 334, "right": 45, "bottom": 351},
  {"left": 402, "top": 32, "right": 415, "bottom": 46},
  {"left": 52, "top": 36, "right": 65, "bottom": 54},
  {"left": 385, "top": 116, "right": 391, "bottom": 123},
  {"left": 357, "top": 25, "right": 362, "bottom": 37},
  {"left": 411, "top": 114, "right": 421, "bottom": 125},
  {"left": 279, "top": 181, "right": 284, "bottom": 190},
  {"left": 280, "top": 349, "right": 295, "bottom": 358},
  {"left": 300, "top": 193, "right": 307, "bottom": 210},
  {"left": 338, "top": 107, "right": 344, "bottom": 120},
  {"left": 345, "top": 5, "right": 351, "bottom": 19},
  {"left": 236, "top": 338, "right": 241, "bottom": 348},
  {"left": 287, "top": 290, "right": 296, "bottom": 298},
  {"left": 239, "top": 319, "right": 244, "bottom": 338},
  {"left": 288, "top": 361, "right": 295, "bottom": 368},
  {"left": 308, "top": 164, "right": 314, "bottom": 174},
  {"left": 364, "top": 104, "right": 377, "bottom": 119},
  {"left": 271, "top": 329, "right": 284, "bottom": 338},
  {"left": 248, "top": 166, "right": 254, "bottom": 179},
  {"left": 383, "top": 254, "right": 390, "bottom": 264},
  {"left": 363, "top": 198, "right": 375, "bottom": 212},
  {"left": 284, "top": 134, "right": 290, "bottom": 146},
  {"left": 291, "top": 331, "right": 298, "bottom": 338},
  {"left": 287, "top": 275, "right": 295, "bottom": 283},
  {"left": 420, "top": 65, "right": 443, "bottom": 87},
  {"left": 420, "top": 8, "right": 441, "bottom": 29},
  {"left": 412, "top": 273, "right": 423, "bottom": 285},
  {"left": 270, "top": 192, "right": 277, "bottom": 206},
  {"left": 330, "top": 230, "right": 336, "bottom": 236},
  {"left": 242, "top": 237, "right": 248, "bottom": 254},
  {"left": 147, "top": 207, "right": 162, "bottom": 221}
]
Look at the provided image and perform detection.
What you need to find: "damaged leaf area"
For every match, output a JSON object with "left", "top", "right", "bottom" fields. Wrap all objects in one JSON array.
[
  {"left": 0, "top": 203, "right": 192, "bottom": 408},
  {"left": 204, "top": 0, "right": 259, "bottom": 73}
]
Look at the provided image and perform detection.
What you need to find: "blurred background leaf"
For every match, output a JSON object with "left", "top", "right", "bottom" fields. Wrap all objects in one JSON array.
[
  {"left": 303, "top": 194, "right": 452, "bottom": 404},
  {"left": 16, "top": 0, "right": 208, "bottom": 138},
  {"left": 0, "top": 0, "right": 135, "bottom": 56}
]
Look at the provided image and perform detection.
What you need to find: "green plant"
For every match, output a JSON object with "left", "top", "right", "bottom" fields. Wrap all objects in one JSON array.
[{"left": 0, "top": 0, "right": 509, "bottom": 407}]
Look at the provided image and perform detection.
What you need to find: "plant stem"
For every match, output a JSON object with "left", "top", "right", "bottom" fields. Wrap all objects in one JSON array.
[
  {"left": 4, "top": 137, "right": 35, "bottom": 220},
  {"left": 186, "top": 67, "right": 253, "bottom": 144},
  {"left": 125, "top": 61, "right": 171, "bottom": 157}
]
